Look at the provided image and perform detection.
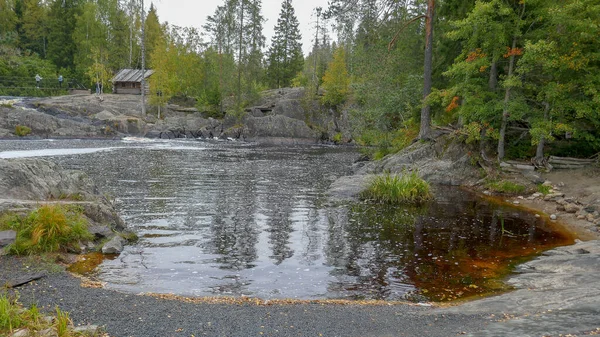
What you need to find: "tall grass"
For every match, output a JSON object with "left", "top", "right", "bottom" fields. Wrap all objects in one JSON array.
[
  {"left": 361, "top": 172, "right": 433, "bottom": 204},
  {"left": 55, "top": 306, "right": 72, "bottom": 337},
  {"left": 1, "top": 205, "right": 92, "bottom": 255},
  {"left": 1, "top": 293, "right": 103, "bottom": 336},
  {"left": 0, "top": 293, "right": 23, "bottom": 332}
]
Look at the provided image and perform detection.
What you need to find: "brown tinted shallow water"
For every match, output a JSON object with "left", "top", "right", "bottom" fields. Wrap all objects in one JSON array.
[{"left": 0, "top": 139, "right": 574, "bottom": 302}]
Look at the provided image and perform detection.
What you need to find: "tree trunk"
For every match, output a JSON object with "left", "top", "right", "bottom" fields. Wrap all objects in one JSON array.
[
  {"left": 237, "top": 0, "right": 244, "bottom": 109},
  {"left": 534, "top": 102, "right": 550, "bottom": 165},
  {"left": 480, "top": 59, "right": 497, "bottom": 161},
  {"left": 488, "top": 60, "right": 497, "bottom": 91},
  {"left": 141, "top": 0, "right": 146, "bottom": 116},
  {"left": 497, "top": 37, "right": 517, "bottom": 161},
  {"left": 418, "top": 0, "right": 435, "bottom": 141}
]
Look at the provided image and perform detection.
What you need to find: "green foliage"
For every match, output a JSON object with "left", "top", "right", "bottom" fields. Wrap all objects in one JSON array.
[
  {"left": 537, "top": 184, "right": 551, "bottom": 195},
  {"left": 485, "top": 180, "right": 526, "bottom": 194},
  {"left": 357, "top": 122, "right": 419, "bottom": 160},
  {"left": 361, "top": 172, "right": 433, "bottom": 204},
  {"left": 14, "top": 125, "right": 31, "bottom": 137},
  {"left": 321, "top": 46, "right": 350, "bottom": 108},
  {"left": 1, "top": 205, "right": 92, "bottom": 255}
]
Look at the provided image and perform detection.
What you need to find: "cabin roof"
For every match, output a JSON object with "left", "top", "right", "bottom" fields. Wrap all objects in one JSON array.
[{"left": 112, "top": 69, "right": 155, "bottom": 83}]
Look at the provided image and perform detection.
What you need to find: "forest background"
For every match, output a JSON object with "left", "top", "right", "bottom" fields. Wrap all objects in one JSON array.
[{"left": 0, "top": 0, "right": 598, "bottom": 162}]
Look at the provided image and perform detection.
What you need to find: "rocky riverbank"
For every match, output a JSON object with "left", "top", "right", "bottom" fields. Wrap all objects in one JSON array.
[
  {"left": 0, "top": 158, "right": 131, "bottom": 255},
  {"left": 328, "top": 133, "right": 600, "bottom": 336},
  {"left": 0, "top": 88, "right": 351, "bottom": 144}
]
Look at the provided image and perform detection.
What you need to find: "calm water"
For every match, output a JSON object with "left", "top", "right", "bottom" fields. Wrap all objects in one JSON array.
[{"left": 0, "top": 139, "right": 573, "bottom": 301}]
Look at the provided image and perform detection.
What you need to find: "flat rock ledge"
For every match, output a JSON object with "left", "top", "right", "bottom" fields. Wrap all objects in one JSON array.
[
  {"left": 0, "top": 158, "right": 130, "bottom": 254},
  {"left": 444, "top": 240, "right": 600, "bottom": 336}
]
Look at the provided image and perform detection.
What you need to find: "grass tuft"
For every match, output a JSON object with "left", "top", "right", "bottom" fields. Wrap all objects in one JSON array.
[
  {"left": 361, "top": 172, "right": 433, "bottom": 204},
  {"left": 14, "top": 125, "right": 31, "bottom": 137},
  {"left": 0, "top": 293, "right": 105, "bottom": 336},
  {"left": 0, "top": 293, "right": 22, "bottom": 332},
  {"left": 537, "top": 184, "right": 551, "bottom": 195},
  {"left": 485, "top": 180, "right": 526, "bottom": 194},
  {"left": 1, "top": 205, "right": 93, "bottom": 255}
]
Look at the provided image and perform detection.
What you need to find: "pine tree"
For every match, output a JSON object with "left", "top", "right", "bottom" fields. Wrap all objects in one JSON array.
[
  {"left": 267, "top": 0, "right": 303, "bottom": 88},
  {"left": 0, "top": 0, "right": 18, "bottom": 38},
  {"left": 46, "top": 0, "right": 82, "bottom": 70},
  {"left": 19, "top": 0, "right": 49, "bottom": 57},
  {"left": 144, "top": 3, "right": 163, "bottom": 68}
]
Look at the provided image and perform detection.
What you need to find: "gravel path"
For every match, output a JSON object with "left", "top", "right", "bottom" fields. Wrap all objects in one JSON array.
[{"left": 1, "top": 256, "right": 490, "bottom": 337}]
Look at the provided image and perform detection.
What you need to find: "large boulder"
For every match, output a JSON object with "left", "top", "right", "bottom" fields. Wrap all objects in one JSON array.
[
  {"left": 357, "top": 135, "right": 481, "bottom": 186},
  {"left": 242, "top": 115, "right": 320, "bottom": 141},
  {"left": 0, "top": 158, "right": 126, "bottom": 235}
]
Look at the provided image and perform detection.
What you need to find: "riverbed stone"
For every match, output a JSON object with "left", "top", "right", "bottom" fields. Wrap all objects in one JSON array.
[
  {"left": 544, "top": 192, "right": 565, "bottom": 201},
  {"left": 102, "top": 235, "right": 126, "bottom": 254},
  {"left": 73, "top": 324, "right": 101, "bottom": 334},
  {"left": 10, "top": 328, "right": 30, "bottom": 337},
  {"left": 550, "top": 214, "right": 558, "bottom": 220},
  {"left": 565, "top": 203, "right": 580, "bottom": 213},
  {"left": 0, "top": 230, "right": 16, "bottom": 247}
]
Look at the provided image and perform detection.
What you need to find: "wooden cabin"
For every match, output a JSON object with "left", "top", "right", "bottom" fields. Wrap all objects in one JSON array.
[{"left": 112, "top": 69, "right": 154, "bottom": 94}]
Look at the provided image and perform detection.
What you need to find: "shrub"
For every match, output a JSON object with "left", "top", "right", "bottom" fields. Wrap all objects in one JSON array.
[
  {"left": 14, "top": 125, "right": 31, "bottom": 137},
  {"left": 1, "top": 205, "right": 92, "bottom": 255},
  {"left": 485, "top": 180, "right": 526, "bottom": 194},
  {"left": 332, "top": 132, "right": 343, "bottom": 144},
  {"left": 361, "top": 172, "right": 433, "bottom": 204}
]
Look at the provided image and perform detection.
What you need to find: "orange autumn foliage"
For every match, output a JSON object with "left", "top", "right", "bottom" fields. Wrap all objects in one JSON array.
[
  {"left": 446, "top": 96, "right": 460, "bottom": 112},
  {"left": 503, "top": 47, "right": 523, "bottom": 58},
  {"left": 466, "top": 48, "right": 486, "bottom": 62}
]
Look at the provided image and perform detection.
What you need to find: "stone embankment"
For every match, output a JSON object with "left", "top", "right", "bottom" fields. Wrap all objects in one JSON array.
[
  {"left": 0, "top": 158, "right": 130, "bottom": 254},
  {"left": 0, "top": 88, "right": 350, "bottom": 143}
]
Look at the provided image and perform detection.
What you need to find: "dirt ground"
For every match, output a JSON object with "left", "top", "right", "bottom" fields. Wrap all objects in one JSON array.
[{"left": 518, "top": 167, "right": 600, "bottom": 240}]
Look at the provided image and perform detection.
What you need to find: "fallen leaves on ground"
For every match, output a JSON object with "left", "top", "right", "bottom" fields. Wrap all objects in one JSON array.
[{"left": 143, "top": 293, "right": 426, "bottom": 307}]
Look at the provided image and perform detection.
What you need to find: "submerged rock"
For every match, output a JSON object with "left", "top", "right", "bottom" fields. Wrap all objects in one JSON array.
[{"left": 102, "top": 236, "right": 126, "bottom": 254}]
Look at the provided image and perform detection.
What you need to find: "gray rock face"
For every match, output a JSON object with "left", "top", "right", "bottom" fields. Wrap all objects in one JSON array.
[
  {"left": 0, "top": 159, "right": 99, "bottom": 200},
  {"left": 328, "top": 136, "right": 481, "bottom": 200},
  {"left": 102, "top": 235, "right": 126, "bottom": 254},
  {"left": 444, "top": 240, "right": 600, "bottom": 336},
  {"left": 0, "top": 230, "right": 16, "bottom": 247},
  {"left": 3, "top": 89, "right": 344, "bottom": 143},
  {"left": 0, "top": 158, "right": 126, "bottom": 237},
  {"left": 357, "top": 137, "right": 480, "bottom": 186},
  {"left": 0, "top": 106, "right": 104, "bottom": 138},
  {"left": 243, "top": 115, "right": 320, "bottom": 140}
]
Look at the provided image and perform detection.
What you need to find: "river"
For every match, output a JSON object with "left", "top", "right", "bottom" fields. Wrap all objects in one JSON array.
[{"left": 0, "top": 138, "right": 573, "bottom": 301}]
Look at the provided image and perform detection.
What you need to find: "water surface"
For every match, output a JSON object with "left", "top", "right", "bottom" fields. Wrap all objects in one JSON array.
[{"left": 0, "top": 139, "right": 573, "bottom": 301}]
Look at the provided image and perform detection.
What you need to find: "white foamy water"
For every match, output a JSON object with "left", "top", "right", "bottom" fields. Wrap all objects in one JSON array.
[{"left": 0, "top": 147, "right": 117, "bottom": 159}]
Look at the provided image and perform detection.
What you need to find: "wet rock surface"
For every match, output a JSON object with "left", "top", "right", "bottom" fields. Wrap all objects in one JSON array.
[{"left": 445, "top": 240, "right": 600, "bottom": 336}]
